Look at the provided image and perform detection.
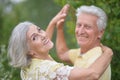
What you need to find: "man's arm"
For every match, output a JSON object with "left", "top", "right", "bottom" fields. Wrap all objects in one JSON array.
[
  {"left": 56, "top": 7, "right": 72, "bottom": 64},
  {"left": 56, "top": 23, "right": 71, "bottom": 63},
  {"left": 55, "top": 4, "right": 73, "bottom": 64}
]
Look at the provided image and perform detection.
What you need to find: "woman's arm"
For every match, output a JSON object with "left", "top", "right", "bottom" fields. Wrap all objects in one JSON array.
[
  {"left": 46, "top": 4, "right": 69, "bottom": 40},
  {"left": 69, "top": 46, "right": 113, "bottom": 80}
]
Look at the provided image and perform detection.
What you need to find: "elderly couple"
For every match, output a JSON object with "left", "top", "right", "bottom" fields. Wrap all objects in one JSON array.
[{"left": 8, "top": 4, "right": 113, "bottom": 80}]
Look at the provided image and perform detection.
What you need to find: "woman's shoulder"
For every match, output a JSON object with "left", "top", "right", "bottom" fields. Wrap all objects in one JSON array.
[{"left": 30, "top": 59, "right": 63, "bottom": 70}]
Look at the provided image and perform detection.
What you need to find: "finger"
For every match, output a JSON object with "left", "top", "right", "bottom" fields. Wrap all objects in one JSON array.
[
  {"left": 59, "top": 4, "right": 70, "bottom": 14},
  {"left": 56, "top": 19, "right": 65, "bottom": 28},
  {"left": 102, "top": 45, "right": 110, "bottom": 53},
  {"left": 63, "top": 4, "right": 70, "bottom": 14},
  {"left": 56, "top": 13, "right": 66, "bottom": 22},
  {"left": 99, "top": 44, "right": 106, "bottom": 52},
  {"left": 60, "top": 13, "right": 67, "bottom": 19},
  {"left": 58, "top": 5, "right": 67, "bottom": 14}
]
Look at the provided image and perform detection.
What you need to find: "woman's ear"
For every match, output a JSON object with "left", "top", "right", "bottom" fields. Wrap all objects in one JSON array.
[{"left": 28, "top": 50, "right": 35, "bottom": 57}]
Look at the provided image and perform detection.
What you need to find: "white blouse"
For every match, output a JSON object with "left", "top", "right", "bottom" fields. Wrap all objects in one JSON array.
[{"left": 21, "top": 59, "right": 73, "bottom": 80}]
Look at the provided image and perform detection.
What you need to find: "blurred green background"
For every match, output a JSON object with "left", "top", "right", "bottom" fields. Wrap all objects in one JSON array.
[{"left": 0, "top": 0, "right": 120, "bottom": 80}]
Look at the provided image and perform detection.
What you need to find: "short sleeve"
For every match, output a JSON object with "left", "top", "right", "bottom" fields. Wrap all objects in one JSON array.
[{"left": 68, "top": 48, "right": 80, "bottom": 64}]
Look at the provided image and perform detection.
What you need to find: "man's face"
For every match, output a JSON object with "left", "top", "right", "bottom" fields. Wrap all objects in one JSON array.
[{"left": 75, "top": 13, "right": 103, "bottom": 48}]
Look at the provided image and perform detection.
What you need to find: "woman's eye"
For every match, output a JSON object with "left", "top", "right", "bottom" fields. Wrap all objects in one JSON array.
[
  {"left": 33, "top": 37, "right": 36, "bottom": 40},
  {"left": 32, "top": 35, "right": 38, "bottom": 41},
  {"left": 38, "top": 28, "right": 42, "bottom": 33}
]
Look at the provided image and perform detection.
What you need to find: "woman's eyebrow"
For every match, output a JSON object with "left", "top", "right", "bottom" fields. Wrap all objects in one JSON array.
[
  {"left": 37, "top": 26, "right": 41, "bottom": 29},
  {"left": 30, "top": 33, "right": 37, "bottom": 39}
]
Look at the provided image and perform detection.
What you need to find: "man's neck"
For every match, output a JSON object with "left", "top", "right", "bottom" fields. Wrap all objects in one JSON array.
[{"left": 80, "top": 43, "right": 101, "bottom": 54}]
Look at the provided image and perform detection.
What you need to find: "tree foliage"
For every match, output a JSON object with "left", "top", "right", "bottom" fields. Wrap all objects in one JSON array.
[
  {"left": 54, "top": 0, "right": 120, "bottom": 80},
  {"left": 0, "top": 0, "right": 119, "bottom": 79}
]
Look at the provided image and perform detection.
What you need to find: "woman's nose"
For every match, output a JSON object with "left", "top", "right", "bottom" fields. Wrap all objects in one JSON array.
[{"left": 39, "top": 31, "right": 47, "bottom": 40}]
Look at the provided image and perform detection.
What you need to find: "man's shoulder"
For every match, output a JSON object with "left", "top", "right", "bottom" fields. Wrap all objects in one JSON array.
[
  {"left": 69, "top": 48, "right": 80, "bottom": 52},
  {"left": 68, "top": 48, "right": 80, "bottom": 57}
]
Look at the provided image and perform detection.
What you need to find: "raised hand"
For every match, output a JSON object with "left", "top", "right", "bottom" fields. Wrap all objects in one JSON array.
[
  {"left": 46, "top": 4, "right": 70, "bottom": 40},
  {"left": 52, "top": 4, "right": 70, "bottom": 27},
  {"left": 101, "top": 45, "right": 113, "bottom": 56}
]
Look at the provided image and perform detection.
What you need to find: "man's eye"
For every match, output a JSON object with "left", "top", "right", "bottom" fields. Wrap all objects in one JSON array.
[
  {"left": 76, "top": 23, "right": 82, "bottom": 28},
  {"left": 85, "top": 25, "right": 91, "bottom": 29}
]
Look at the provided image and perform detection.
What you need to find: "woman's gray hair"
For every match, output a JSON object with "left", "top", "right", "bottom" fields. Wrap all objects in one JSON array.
[
  {"left": 8, "top": 21, "right": 34, "bottom": 68},
  {"left": 76, "top": 5, "right": 107, "bottom": 31}
]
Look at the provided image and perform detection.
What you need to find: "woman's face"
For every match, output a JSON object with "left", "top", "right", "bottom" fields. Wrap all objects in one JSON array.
[{"left": 27, "top": 25, "right": 53, "bottom": 54}]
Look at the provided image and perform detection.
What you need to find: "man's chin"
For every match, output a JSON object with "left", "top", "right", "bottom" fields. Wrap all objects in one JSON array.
[{"left": 78, "top": 43, "right": 87, "bottom": 47}]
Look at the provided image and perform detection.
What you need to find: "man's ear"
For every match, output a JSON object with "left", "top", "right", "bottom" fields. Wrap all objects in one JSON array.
[{"left": 98, "top": 29, "right": 104, "bottom": 39}]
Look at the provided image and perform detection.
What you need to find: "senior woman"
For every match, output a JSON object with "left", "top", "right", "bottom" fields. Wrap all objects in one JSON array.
[{"left": 7, "top": 21, "right": 113, "bottom": 80}]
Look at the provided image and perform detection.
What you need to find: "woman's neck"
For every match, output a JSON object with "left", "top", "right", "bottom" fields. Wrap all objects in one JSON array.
[
  {"left": 35, "top": 55, "right": 52, "bottom": 60},
  {"left": 32, "top": 51, "right": 53, "bottom": 60}
]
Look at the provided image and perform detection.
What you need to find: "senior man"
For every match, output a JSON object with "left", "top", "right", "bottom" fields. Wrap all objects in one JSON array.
[{"left": 56, "top": 5, "right": 111, "bottom": 80}]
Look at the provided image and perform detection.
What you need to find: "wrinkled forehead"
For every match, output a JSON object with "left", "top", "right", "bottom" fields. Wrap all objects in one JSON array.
[
  {"left": 27, "top": 25, "right": 38, "bottom": 38},
  {"left": 28, "top": 25, "right": 37, "bottom": 32}
]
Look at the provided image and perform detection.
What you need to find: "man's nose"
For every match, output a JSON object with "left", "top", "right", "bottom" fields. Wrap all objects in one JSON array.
[{"left": 78, "top": 26, "right": 85, "bottom": 34}]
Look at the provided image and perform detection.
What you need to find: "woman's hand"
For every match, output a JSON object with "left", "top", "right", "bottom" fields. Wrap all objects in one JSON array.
[
  {"left": 46, "top": 4, "right": 70, "bottom": 40},
  {"left": 101, "top": 45, "right": 113, "bottom": 56},
  {"left": 50, "top": 4, "right": 70, "bottom": 27}
]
